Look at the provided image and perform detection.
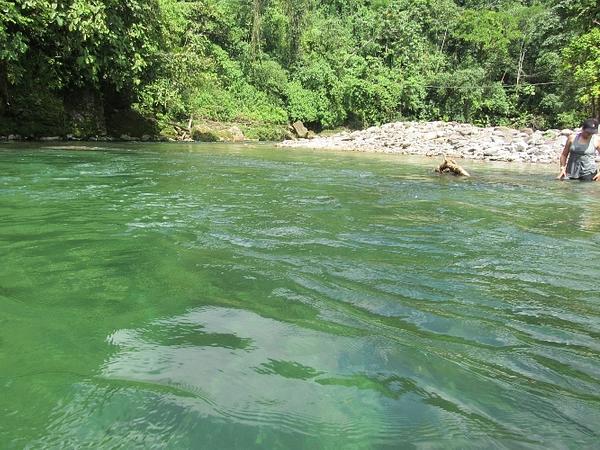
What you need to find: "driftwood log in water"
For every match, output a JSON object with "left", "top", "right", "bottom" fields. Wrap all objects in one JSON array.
[{"left": 435, "top": 156, "right": 470, "bottom": 177}]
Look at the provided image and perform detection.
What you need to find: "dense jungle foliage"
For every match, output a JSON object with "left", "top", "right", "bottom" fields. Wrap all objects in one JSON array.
[{"left": 0, "top": 0, "right": 598, "bottom": 138}]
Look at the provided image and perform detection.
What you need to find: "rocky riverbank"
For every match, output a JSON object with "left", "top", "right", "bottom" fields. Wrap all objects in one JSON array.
[
  {"left": 0, "top": 114, "right": 288, "bottom": 143},
  {"left": 279, "top": 121, "right": 580, "bottom": 164}
]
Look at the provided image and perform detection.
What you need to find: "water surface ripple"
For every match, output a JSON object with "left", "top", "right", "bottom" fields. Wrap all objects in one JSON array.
[{"left": 1, "top": 143, "right": 599, "bottom": 449}]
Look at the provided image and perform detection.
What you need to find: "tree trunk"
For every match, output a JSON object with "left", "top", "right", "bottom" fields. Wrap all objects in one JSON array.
[
  {"left": 436, "top": 27, "right": 448, "bottom": 72},
  {"left": 516, "top": 40, "right": 526, "bottom": 87},
  {"left": 285, "top": 0, "right": 305, "bottom": 66},
  {"left": 250, "top": 0, "right": 265, "bottom": 60},
  {"left": 0, "top": 61, "right": 9, "bottom": 115}
]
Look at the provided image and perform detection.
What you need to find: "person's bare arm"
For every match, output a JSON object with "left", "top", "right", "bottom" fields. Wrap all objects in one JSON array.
[
  {"left": 557, "top": 135, "right": 573, "bottom": 180},
  {"left": 593, "top": 136, "right": 600, "bottom": 181}
]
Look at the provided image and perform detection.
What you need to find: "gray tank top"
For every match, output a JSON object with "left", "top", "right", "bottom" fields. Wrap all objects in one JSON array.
[{"left": 567, "top": 134, "right": 597, "bottom": 178}]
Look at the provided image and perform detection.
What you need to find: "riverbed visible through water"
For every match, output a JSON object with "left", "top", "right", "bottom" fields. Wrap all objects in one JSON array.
[{"left": 1, "top": 143, "right": 599, "bottom": 449}]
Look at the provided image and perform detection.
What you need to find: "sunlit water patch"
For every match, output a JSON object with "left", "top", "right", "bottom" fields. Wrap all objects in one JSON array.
[{"left": 1, "top": 143, "right": 599, "bottom": 449}]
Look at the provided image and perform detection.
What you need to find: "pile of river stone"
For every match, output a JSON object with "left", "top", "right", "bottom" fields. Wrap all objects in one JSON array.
[{"left": 279, "top": 121, "right": 582, "bottom": 164}]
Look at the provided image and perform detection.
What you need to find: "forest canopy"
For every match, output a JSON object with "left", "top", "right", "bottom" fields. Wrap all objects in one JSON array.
[{"left": 0, "top": 0, "right": 598, "bottom": 138}]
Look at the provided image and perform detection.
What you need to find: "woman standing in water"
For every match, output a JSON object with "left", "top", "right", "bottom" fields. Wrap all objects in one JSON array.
[{"left": 557, "top": 118, "right": 600, "bottom": 181}]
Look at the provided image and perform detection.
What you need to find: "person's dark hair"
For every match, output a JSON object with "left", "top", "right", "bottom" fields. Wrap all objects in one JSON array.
[{"left": 581, "top": 118, "right": 599, "bottom": 132}]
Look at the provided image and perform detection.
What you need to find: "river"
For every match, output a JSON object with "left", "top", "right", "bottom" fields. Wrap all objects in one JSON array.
[{"left": 1, "top": 142, "right": 599, "bottom": 449}]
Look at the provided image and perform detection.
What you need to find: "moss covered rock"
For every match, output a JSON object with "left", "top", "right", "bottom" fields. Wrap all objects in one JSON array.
[
  {"left": 242, "top": 123, "right": 287, "bottom": 141},
  {"left": 191, "top": 125, "right": 220, "bottom": 142},
  {"left": 106, "top": 109, "right": 158, "bottom": 139},
  {"left": 2, "top": 83, "right": 67, "bottom": 137},
  {"left": 64, "top": 89, "right": 106, "bottom": 138}
]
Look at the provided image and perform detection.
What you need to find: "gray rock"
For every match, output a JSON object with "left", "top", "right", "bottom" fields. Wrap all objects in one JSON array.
[
  {"left": 483, "top": 148, "right": 500, "bottom": 156},
  {"left": 292, "top": 121, "right": 309, "bottom": 139},
  {"left": 228, "top": 126, "right": 245, "bottom": 142},
  {"left": 513, "top": 141, "right": 528, "bottom": 152},
  {"left": 494, "top": 126, "right": 512, "bottom": 133}
]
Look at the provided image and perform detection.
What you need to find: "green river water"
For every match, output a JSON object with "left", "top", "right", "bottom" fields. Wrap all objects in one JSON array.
[{"left": 1, "top": 143, "right": 599, "bottom": 449}]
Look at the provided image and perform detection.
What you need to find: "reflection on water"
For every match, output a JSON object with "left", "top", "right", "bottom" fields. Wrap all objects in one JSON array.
[
  {"left": 32, "top": 307, "right": 543, "bottom": 448},
  {"left": 1, "top": 143, "right": 599, "bottom": 449}
]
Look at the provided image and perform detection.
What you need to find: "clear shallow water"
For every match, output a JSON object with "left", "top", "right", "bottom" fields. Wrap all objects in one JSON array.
[{"left": 1, "top": 142, "right": 599, "bottom": 449}]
